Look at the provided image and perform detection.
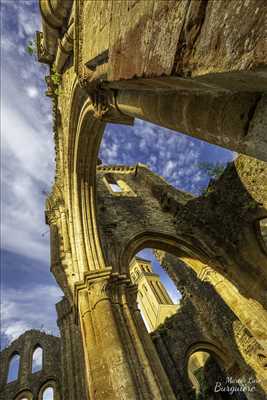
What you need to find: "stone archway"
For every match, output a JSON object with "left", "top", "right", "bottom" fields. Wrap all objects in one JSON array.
[{"left": 186, "top": 342, "right": 232, "bottom": 398}]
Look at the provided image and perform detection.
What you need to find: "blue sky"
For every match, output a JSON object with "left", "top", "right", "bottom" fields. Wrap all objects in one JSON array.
[{"left": 0, "top": 0, "right": 234, "bottom": 348}]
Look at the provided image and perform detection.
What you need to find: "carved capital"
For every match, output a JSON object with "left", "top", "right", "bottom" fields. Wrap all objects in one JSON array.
[
  {"left": 45, "top": 209, "right": 59, "bottom": 226},
  {"left": 45, "top": 75, "right": 55, "bottom": 97},
  {"left": 75, "top": 269, "right": 135, "bottom": 312},
  {"left": 77, "top": 76, "right": 108, "bottom": 119},
  {"left": 124, "top": 284, "right": 138, "bottom": 311},
  {"left": 75, "top": 268, "right": 113, "bottom": 313},
  {"left": 90, "top": 88, "right": 111, "bottom": 119},
  {"left": 45, "top": 184, "right": 65, "bottom": 221},
  {"left": 78, "top": 76, "right": 134, "bottom": 125},
  {"left": 87, "top": 278, "right": 110, "bottom": 309},
  {"left": 36, "top": 31, "right": 52, "bottom": 64},
  {"left": 45, "top": 75, "right": 60, "bottom": 98}
]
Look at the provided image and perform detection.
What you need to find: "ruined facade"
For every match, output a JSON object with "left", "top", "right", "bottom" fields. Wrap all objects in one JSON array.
[
  {"left": 0, "top": 300, "right": 88, "bottom": 400},
  {"left": 6, "top": 0, "right": 266, "bottom": 399},
  {"left": 0, "top": 330, "right": 62, "bottom": 400}
]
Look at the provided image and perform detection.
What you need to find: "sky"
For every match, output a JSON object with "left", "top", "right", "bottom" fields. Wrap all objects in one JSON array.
[{"left": 0, "top": 0, "right": 234, "bottom": 349}]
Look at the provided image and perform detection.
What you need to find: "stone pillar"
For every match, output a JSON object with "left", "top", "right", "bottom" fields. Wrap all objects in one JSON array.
[
  {"left": 56, "top": 297, "right": 88, "bottom": 400},
  {"left": 113, "top": 90, "right": 267, "bottom": 162},
  {"left": 74, "top": 268, "right": 176, "bottom": 400},
  {"left": 151, "top": 332, "right": 193, "bottom": 400}
]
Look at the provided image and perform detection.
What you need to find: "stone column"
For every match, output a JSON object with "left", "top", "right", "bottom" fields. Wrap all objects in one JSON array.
[
  {"left": 56, "top": 297, "right": 88, "bottom": 400},
  {"left": 151, "top": 332, "right": 193, "bottom": 400},
  {"left": 74, "top": 268, "right": 176, "bottom": 400},
  {"left": 112, "top": 90, "right": 267, "bottom": 162}
]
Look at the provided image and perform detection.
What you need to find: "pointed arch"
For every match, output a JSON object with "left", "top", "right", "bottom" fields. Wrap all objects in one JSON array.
[
  {"left": 67, "top": 81, "right": 107, "bottom": 274},
  {"left": 7, "top": 352, "right": 20, "bottom": 383},
  {"left": 32, "top": 345, "right": 43, "bottom": 373},
  {"left": 15, "top": 389, "right": 33, "bottom": 400},
  {"left": 42, "top": 387, "right": 54, "bottom": 400}
]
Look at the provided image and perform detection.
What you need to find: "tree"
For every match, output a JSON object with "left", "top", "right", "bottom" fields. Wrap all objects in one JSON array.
[
  {"left": 198, "top": 162, "right": 226, "bottom": 179},
  {"left": 26, "top": 39, "right": 37, "bottom": 56},
  {"left": 198, "top": 161, "right": 228, "bottom": 196}
]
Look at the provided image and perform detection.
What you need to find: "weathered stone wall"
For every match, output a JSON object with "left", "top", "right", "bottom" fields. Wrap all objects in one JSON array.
[
  {"left": 76, "top": 0, "right": 267, "bottom": 81},
  {"left": 0, "top": 330, "right": 61, "bottom": 400},
  {"left": 95, "top": 163, "right": 192, "bottom": 272},
  {"left": 95, "top": 158, "right": 267, "bottom": 307},
  {"left": 151, "top": 298, "right": 206, "bottom": 400},
  {"left": 153, "top": 251, "right": 267, "bottom": 399}
]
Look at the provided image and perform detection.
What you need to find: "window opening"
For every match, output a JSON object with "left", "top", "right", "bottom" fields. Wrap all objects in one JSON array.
[
  {"left": 42, "top": 387, "right": 54, "bottom": 400},
  {"left": 110, "top": 183, "right": 123, "bottom": 192},
  {"left": 32, "top": 346, "right": 43, "bottom": 373},
  {"left": 7, "top": 353, "right": 20, "bottom": 383}
]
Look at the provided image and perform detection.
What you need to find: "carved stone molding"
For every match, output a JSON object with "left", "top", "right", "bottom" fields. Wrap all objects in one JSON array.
[
  {"left": 90, "top": 88, "right": 111, "bottom": 119},
  {"left": 91, "top": 89, "right": 134, "bottom": 125},
  {"left": 74, "top": 268, "right": 137, "bottom": 314},
  {"left": 36, "top": 31, "right": 52, "bottom": 64},
  {"left": 198, "top": 265, "right": 221, "bottom": 284},
  {"left": 45, "top": 209, "right": 60, "bottom": 226},
  {"left": 77, "top": 75, "right": 134, "bottom": 125},
  {"left": 97, "top": 165, "right": 136, "bottom": 174},
  {"left": 87, "top": 278, "right": 110, "bottom": 309},
  {"left": 46, "top": 184, "right": 65, "bottom": 220},
  {"left": 125, "top": 284, "right": 139, "bottom": 309}
]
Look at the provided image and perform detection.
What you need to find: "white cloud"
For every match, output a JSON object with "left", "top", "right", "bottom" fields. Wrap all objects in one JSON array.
[
  {"left": 101, "top": 142, "right": 119, "bottom": 164},
  {"left": 1, "top": 19, "right": 53, "bottom": 262},
  {"left": 26, "top": 86, "right": 39, "bottom": 98},
  {"left": 101, "top": 118, "right": 207, "bottom": 194},
  {"left": 1, "top": 285, "right": 63, "bottom": 344},
  {"left": 163, "top": 160, "right": 177, "bottom": 176}
]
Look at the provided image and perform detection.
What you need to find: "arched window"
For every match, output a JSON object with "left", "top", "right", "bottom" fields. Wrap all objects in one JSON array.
[
  {"left": 32, "top": 346, "right": 43, "bottom": 373},
  {"left": 103, "top": 175, "right": 135, "bottom": 196},
  {"left": 7, "top": 353, "right": 20, "bottom": 383},
  {"left": 42, "top": 387, "right": 54, "bottom": 400}
]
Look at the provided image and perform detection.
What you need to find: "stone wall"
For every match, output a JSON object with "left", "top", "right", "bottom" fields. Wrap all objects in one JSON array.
[
  {"left": 76, "top": 0, "right": 267, "bottom": 82},
  {"left": 95, "top": 159, "right": 267, "bottom": 310}
]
